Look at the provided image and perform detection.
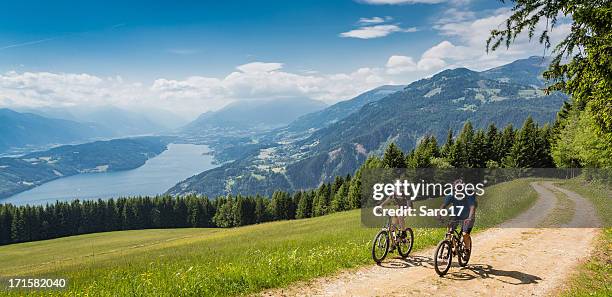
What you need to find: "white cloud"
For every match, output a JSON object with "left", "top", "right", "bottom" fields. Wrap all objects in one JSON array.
[
  {"left": 340, "top": 24, "right": 417, "bottom": 39},
  {"left": 382, "top": 8, "right": 571, "bottom": 77},
  {"left": 153, "top": 63, "right": 387, "bottom": 105},
  {"left": 359, "top": 0, "right": 446, "bottom": 4},
  {"left": 386, "top": 55, "right": 417, "bottom": 74},
  {"left": 426, "top": 8, "right": 571, "bottom": 70},
  {"left": 235, "top": 62, "right": 283, "bottom": 73},
  {"left": 421, "top": 40, "right": 476, "bottom": 61},
  {"left": 358, "top": 17, "right": 387, "bottom": 24},
  {"left": 0, "top": 71, "right": 128, "bottom": 107},
  {"left": 0, "top": 61, "right": 394, "bottom": 118},
  {"left": 416, "top": 57, "right": 447, "bottom": 71},
  {"left": 435, "top": 8, "right": 475, "bottom": 24}
]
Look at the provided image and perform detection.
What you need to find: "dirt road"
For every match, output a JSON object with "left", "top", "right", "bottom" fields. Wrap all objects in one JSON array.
[{"left": 261, "top": 182, "right": 601, "bottom": 297}]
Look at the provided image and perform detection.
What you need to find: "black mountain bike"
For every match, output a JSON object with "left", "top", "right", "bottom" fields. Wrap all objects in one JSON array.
[
  {"left": 371, "top": 216, "right": 414, "bottom": 263},
  {"left": 433, "top": 218, "right": 471, "bottom": 276}
]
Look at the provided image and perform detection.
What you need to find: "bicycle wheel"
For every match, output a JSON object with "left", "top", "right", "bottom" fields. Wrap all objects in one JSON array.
[
  {"left": 372, "top": 230, "right": 389, "bottom": 263},
  {"left": 434, "top": 240, "right": 452, "bottom": 276},
  {"left": 397, "top": 228, "right": 414, "bottom": 258},
  {"left": 458, "top": 238, "right": 471, "bottom": 267}
]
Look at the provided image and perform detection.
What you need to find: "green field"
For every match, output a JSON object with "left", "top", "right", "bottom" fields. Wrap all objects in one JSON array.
[
  {"left": 0, "top": 179, "right": 539, "bottom": 296},
  {"left": 556, "top": 179, "right": 611, "bottom": 297}
]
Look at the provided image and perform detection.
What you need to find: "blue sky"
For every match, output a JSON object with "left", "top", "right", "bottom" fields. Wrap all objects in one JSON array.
[{"left": 0, "top": 0, "right": 569, "bottom": 117}]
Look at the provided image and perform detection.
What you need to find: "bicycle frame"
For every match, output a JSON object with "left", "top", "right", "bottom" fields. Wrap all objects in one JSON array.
[
  {"left": 434, "top": 218, "right": 471, "bottom": 275},
  {"left": 445, "top": 220, "right": 465, "bottom": 251},
  {"left": 380, "top": 216, "right": 408, "bottom": 249},
  {"left": 383, "top": 216, "right": 401, "bottom": 233}
]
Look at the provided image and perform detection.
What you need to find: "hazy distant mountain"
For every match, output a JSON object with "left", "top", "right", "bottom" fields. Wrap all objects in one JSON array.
[
  {"left": 284, "top": 85, "right": 404, "bottom": 133},
  {"left": 182, "top": 97, "right": 328, "bottom": 134},
  {"left": 76, "top": 106, "right": 168, "bottom": 135},
  {"left": 167, "top": 56, "right": 568, "bottom": 198},
  {"left": 0, "top": 108, "right": 108, "bottom": 154},
  {"left": 17, "top": 106, "right": 186, "bottom": 136}
]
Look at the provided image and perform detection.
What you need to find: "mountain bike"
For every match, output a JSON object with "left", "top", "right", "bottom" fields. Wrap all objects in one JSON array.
[
  {"left": 371, "top": 216, "right": 414, "bottom": 263},
  {"left": 433, "top": 218, "right": 471, "bottom": 276}
]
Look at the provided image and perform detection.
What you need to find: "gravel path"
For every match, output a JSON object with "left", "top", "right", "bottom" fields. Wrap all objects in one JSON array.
[{"left": 260, "top": 182, "right": 601, "bottom": 297}]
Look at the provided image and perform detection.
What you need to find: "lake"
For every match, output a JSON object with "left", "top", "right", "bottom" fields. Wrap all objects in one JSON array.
[{"left": 2, "top": 143, "right": 217, "bottom": 205}]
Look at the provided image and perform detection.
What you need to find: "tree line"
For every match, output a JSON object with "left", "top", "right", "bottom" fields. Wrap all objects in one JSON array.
[
  {"left": 0, "top": 117, "right": 555, "bottom": 245},
  {"left": 0, "top": 175, "right": 359, "bottom": 245}
]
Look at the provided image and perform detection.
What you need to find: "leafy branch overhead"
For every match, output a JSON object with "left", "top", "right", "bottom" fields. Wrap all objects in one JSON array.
[{"left": 488, "top": 0, "right": 612, "bottom": 167}]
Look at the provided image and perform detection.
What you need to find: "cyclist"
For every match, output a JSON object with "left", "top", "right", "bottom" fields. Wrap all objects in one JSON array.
[
  {"left": 438, "top": 179, "right": 476, "bottom": 253},
  {"left": 380, "top": 188, "right": 413, "bottom": 251}
]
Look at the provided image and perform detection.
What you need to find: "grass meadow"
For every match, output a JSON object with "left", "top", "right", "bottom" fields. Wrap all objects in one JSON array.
[{"left": 0, "top": 178, "right": 539, "bottom": 296}]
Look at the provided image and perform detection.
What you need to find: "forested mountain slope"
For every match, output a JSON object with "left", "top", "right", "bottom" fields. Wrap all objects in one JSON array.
[{"left": 168, "top": 57, "right": 566, "bottom": 197}]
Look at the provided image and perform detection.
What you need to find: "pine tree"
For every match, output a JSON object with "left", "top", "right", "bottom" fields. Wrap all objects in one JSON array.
[
  {"left": 213, "top": 197, "right": 234, "bottom": 227},
  {"left": 0, "top": 207, "right": 7, "bottom": 245},
  {"left": 330, "top": 183, "right": 348, "bottom": 212},
  {"left": 408, "top": 135, "right": 440, "bottom": 168},
  {"left": 254, "top": 195, "right": 268, "bottom": 223},
  {"left": 382, "top": 143, "right": 406, "bottom": 168},
  {"left": 470, "top": 130, "right": 488, "bottom": 168},
  {"left": 296, "top": 192, "right": 313, "bottom": 219},
  {"left": 330, "top": 176, "right": 345, "bottom": 197},
  {"left": 506, "top": 117, "right": 554, "bottom": 167},
  {"left": 312, "top": 183, "right": 331, "bottom": 217},
  {"left": 485, "top": 123, "right": 499, "bottom": 162},
  {"left": 440, "top": 129, "right": 454, "bottom": 158},
  {"left": 11, "top": 209, "right": 25, "bottom": 243},
  {"left": 497, "top": 124, "right": 516, "bottom": 164}
]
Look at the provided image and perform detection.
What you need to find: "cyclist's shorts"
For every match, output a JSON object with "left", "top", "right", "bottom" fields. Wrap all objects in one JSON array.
[{"left": 451, "top": 219, "right": 475, "bottom": 234}]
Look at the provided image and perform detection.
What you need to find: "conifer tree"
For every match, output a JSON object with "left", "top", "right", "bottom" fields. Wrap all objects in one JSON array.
[{"left": 382, "top": 143, "right": 406, "bottom": 168}]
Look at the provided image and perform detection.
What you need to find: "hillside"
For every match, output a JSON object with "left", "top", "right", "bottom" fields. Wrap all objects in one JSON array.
[
  {"left": 202, "top": 85, "right": 404, "bottom": 168},
  {"left": 0, "top": 137, "right": 169, "bottom": 199},
  {"left": 283, "top": 85, "right": 404, "bottom": 134},
  {"left": 0, "top": 178, "right": 539, "bottom": 296},
  {"left": 0, "top": 109, "right": 109, "bottom": 155},
  {"left": 167, "top": 57, "right": 567, "bottom": 197}
]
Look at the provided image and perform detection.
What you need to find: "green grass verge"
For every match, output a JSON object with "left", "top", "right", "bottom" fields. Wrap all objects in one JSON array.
[
  {"left": 556, "top": 179, "right": 611, "bottom": 297},
  {"left": 0, "top": 178, "right": 537, "bottom": 296}
]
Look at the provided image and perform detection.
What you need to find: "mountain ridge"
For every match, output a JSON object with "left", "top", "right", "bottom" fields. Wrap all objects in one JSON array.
[
  {"left": 0, "top": 108, "right": 110, "bottom": 155},
  {"left": 168, "top": 57, "right": 567, "bottom": 198}
]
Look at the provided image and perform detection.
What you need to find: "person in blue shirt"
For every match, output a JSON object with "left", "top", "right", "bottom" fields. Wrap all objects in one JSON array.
[{"left": 439, "top": 179, "right": 476, "bottom": 252}]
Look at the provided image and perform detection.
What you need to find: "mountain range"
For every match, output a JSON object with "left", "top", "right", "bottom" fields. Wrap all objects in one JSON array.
[
  {"left": 181, "top": 97, "right": 328, "bottom": 137},
  {"left": 168, "top": 56, "right": 568, "bottom": 197},
  {"left": 0, "top": 106, "right": 187, "bottom": 156},
  {"left": 0, "top": 109, "right": 108, "bottom": 155},
  {"left": 17, "top": 106, "right": 184, "bottom": 136}
]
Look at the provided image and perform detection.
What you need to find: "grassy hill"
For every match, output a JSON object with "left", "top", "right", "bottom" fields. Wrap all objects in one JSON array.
[{"left": 0, "top": 179, "right": 539, "bottom": 296}]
